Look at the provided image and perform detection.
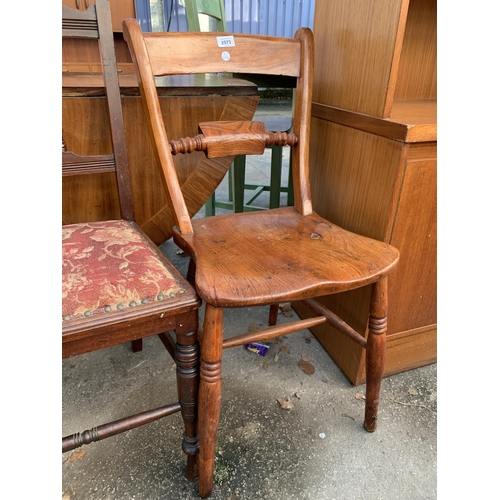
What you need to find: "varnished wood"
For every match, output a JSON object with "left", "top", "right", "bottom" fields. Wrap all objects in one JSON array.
[
  {"left": 394, "top": 0, "right": 437, "bottom": 101},
  {"left": 62, "top": 402, "right": 182, "bottom": 453},
  {"left": 312, "top": 0, "right": 407, "bottom": 118},
  {"left": 268, "top": 303, "right": 279, "bottom": 326},
  {"left": 364, "top": 277, "right": 388, "bottom": 431},
  {"left": 301, "top": 0, "right": 437, "bottom": 384},
  {"left": 62, "top": 0, "right": 134, "bottom": 221},
  {"left": 62, "top": 82, "right": 258, "bottom": 243},
  {"left": 312, "top": 99, "right": 437, "bottom": 143},
  {"left": 62, "top": 1, "right": 201, "bottom": 482},
  {"left": 123, "top": 21, "right": 400, "bottom": 497},
  {"left": 198, "top": 304, "right": 224, "bottom": 499},
  {"left": 175, "top": 208, "right": 398, "bottom": 307},
  {"left": 300, "top": 114, "right": 436, "bottom": 384},
  {"left": 222, "top": 316, "right": 327, "bottom": 349},
  {"left": 62, "top": 151, "right": 116, "bottom": 176},
  {"left": 169, "top": 120, "right": 298, "bottom": 158},
  {"left": 301, "top": 298, "right": 367, "bottom": 348},
  {"left": 142, "top": 32, "right": 301, "bottom": 79},
  {"left": 312, "top": 0, "right": 436, "bottom": 119},
  {"left": 62, "top": 0, "right": 135, "bottom": 32},
  {"left": 62, "top": 72, "right": 257, "bottom": 97}
]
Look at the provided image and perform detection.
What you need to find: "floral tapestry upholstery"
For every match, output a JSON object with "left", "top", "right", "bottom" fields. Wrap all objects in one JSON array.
[{"left": 62, "top": 220, "right": 187, "bottom": 323}]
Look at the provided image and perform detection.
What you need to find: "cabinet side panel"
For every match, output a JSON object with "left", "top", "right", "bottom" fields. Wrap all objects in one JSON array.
[
  {"left": 312, "top": 0, "right": 404, "bottom": 117},
  {"left": 394, "top": 0, "right": 437, "bottom": 100},
  {"left": 310, "top": 117, "right": 402, "bottom": 241}
]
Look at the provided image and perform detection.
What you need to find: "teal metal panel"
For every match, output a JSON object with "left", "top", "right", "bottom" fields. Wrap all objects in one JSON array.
[{"left": 136, "top": 0, "right": 315, "bottom": 35}]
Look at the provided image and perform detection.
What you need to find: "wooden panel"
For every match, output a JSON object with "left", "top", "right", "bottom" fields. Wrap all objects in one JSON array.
[
  {"left": 388, "top": 153, "right": 437, "bottom": 333},
  {"left": 109, "top": 0, "right": 135, "bottom": 32},
  {"left": 62, "top": 36, "right": 133, "bottom": 67},
  {"left": 382, "top": 324, "right": 437, "bottom": 380},
  {"left": 309, "top": 117, "right": 404, "bottom": 241},
  {"left": 394, "top": 0, "right": 437, "bottom": 100},
  {"left": 312, "top": 0, "right": 407, "bottom": 117},
  {"left": 297, "top": 117, "right": 436, "bottom": 385},
  {"left": 62, "top": 94, "right": 259, "bottom": 243}
]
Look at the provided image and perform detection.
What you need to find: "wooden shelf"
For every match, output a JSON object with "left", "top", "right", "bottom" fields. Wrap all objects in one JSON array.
[
  {"left": 312, "top": 98, "right": 436, "bottom": 143},
  {"left": 389, "top": 99, "right": 436, "bottom": 125},
  {"left": 312, "top": 0, "right": 436, "bottom": 120}
]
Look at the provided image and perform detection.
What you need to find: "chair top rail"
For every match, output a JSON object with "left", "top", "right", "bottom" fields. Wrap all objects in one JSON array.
[{"left": 142, "top": 32, "right": 302, "bottom": 78}]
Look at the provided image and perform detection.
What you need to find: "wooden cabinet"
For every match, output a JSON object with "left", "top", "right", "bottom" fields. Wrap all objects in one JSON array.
[
  {"left": 62, "top": 73, "right": 259, "bottom": 244},
  {"left": 62, "top": 0, "right": 135, "bottom": 32},
  {"left": 294, "top": 0, "right": 437, "bottom": 385},
  {"left": 62, "top": 0, "right": 136, "bottom": 72}
]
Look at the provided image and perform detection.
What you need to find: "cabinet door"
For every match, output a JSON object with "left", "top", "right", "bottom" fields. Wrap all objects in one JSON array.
[{"left": 388, "top": 148, "right": 437, "bottom": 334}]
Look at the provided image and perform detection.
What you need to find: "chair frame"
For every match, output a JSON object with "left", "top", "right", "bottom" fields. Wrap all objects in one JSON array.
[
  {"left": 123, "top": 19, "right": 399, "bottom": 497},
  {"left": 62, "top": 0, "right": 200, "bottom": 481}
]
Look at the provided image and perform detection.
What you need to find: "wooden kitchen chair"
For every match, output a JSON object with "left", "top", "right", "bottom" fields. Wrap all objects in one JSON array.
[
  {"left": 62, "top": 0, "right": 200, "bottom": 481},
  {"left": 123, "top": 19, "right": 400, "bottom": 498}
]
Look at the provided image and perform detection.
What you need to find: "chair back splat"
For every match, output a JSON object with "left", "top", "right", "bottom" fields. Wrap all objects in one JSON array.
[
  {"left": 123, "top": 18, "right": 400, "bottom": 498},
  {"left": 62, "top": 0, "right": 133, "bottom": 221},
  {"left": 62, "top": 0, "right": 201, "bottom": 485}
]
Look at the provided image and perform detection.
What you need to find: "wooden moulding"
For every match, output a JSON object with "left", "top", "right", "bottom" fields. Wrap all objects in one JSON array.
[{"left": 311, "top": 100, "right": 436, "bottom": 144}]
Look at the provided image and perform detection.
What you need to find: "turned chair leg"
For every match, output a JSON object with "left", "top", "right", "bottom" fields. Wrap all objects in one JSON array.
[
  {"left": 364, "top": 277, "right": 388, "bottom": 432},
  {"left": 268, "top": 303, "right": 279, "bottom": 326},
  {"left": 198, "top": 304, "right": 224, "bottom": 498},
  {"left": 175, "top": 327, "right": 200, "bottom": 481},
  {"left": 131, "top": 339, "right": 143, "bottom": 352}
]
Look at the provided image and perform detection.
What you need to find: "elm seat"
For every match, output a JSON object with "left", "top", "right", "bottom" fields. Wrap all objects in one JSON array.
[
  {"left": 62, "top": 0, "right": 200, "bottom": 483},
  {"left": 176, "top": 207, "right": 398, "bottom": 307}
]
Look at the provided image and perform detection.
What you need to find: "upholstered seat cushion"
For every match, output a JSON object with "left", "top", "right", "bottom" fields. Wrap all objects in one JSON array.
[{"left": 62, "top": 220, "right": 187, "bottom": 323}]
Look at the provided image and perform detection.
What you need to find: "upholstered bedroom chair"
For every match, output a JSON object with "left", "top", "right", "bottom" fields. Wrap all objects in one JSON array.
[{"left": 62, "top": 0, "right": 200, "bottom": 481}]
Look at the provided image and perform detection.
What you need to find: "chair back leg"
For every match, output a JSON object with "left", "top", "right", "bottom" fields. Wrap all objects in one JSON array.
[{"left": 364, "top": 277, "right": 388, "bottom": 432}]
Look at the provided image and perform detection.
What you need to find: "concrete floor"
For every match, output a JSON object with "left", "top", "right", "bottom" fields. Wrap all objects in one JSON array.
[{"left": 62, "top": 100, "right": 437, "bottom": 499}]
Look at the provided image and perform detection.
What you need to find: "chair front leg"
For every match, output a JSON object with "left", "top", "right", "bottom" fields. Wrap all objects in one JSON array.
[
  {"left": 175, "top": 320, "right": 200, "bottom": 481},
  {"left": 198, "top": 304, "right": 224, "bottom": 498},
  {"left": 364, "top": 277, "right": 388, "bottom": 432}
]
